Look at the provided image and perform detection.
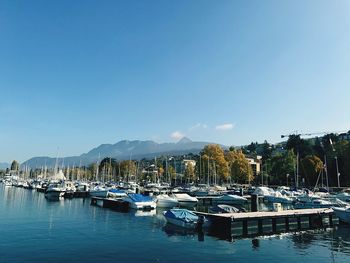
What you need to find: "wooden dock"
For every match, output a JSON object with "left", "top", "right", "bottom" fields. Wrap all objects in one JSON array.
[{"left": 194, "top": 208, "right": 338, "bottom": 238}]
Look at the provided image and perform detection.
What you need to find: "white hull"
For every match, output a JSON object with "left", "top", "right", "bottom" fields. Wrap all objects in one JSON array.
[
  {"left": 156, "top": 195, "right": 179, "bottom": 208},
  {"left": 129, "top": 201, "right": 156, "bottom": 210},
  {"left": 89, "top": 190, "right": 108, "bottom": 198}
]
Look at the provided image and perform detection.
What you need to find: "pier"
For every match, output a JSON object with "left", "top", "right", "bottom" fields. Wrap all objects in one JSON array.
[{"left": 195, "top": 208, "right": 338, "bottom": 239}]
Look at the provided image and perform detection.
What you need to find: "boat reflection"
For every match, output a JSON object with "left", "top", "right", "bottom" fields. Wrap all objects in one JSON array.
[{"left": 162, "top": 223, "right": 205, "bottom": 241}]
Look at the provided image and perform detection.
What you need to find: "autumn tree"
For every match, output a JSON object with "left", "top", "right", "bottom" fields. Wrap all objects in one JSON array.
[
  {"left": 225, "top": 149, "right": 253, "bottom": 184},
  {"left": 201, "top": 144, "right": 229, "bottom": 182}
]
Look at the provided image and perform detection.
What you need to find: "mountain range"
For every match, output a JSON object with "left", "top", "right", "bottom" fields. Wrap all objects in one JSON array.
[
  {"left": 22, "top": 137, "right": 224, "bottom": 168},
  {"left": 0, "top": 162, "right": 10, "bottom": 170}
]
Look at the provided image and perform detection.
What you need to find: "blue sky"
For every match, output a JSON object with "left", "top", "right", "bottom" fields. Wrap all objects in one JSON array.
[{"left": 1, "top": 0, "right": 350, "bottom": 162}]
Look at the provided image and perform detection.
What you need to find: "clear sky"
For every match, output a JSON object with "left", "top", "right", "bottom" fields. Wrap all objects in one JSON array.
[{"left": 1, "top": 0, "right": 350, "bottom": 162}]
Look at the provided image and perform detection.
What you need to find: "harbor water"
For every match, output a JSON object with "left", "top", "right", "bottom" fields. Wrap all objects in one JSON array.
[{"left": 0, "top": 185, "right": 350, "bottom": 263}]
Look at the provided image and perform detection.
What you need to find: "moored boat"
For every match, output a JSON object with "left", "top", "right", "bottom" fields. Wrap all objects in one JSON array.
[
  {"left": 155, "top": 194, "right": 179, "bottom": 208},
  {"left": 172, "top": 193, "right": 198, "bottom": 208},
  {"left": 122, "top": 193, "right": 156, "bottom": 210},
  {"left": 332, "top": 206, "right": 350, "bottom": 224},
  {"left": 163, "top": 208, "right": 206, "bottom": 229}
]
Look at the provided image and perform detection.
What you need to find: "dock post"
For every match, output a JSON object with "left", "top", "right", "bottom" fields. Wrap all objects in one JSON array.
[
  {"left": 251, "top": 194, "right": 258, "bottom": 212},
  {"left": 285, "top": 217, "right": 289, "bottom": 231},
  {"left": 243, "top": 220, "right": 248, "bottom": 236},
  {"left": 329, "top": 214, "right": 333, "bottom": 227},
  {"left": 297, "top": 216, "right": 301, "bottom": 230},
  {"left": 258, "top": 219, "right": 263, "bottom": 234},
  {"left": 272, "top": 218, "right": 277, "bottom": 233}
]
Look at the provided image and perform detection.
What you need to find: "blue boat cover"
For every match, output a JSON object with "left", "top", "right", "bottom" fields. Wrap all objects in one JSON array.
[
  {"left": 128, "top": 193, "right": 153, "bottom": 202},
  {"left": 164, "top": 209, "right": 198, "bottom": 222}
]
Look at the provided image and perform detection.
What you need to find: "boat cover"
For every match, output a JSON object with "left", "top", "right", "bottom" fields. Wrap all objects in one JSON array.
[
  {"left": 210, "top": 204, "right": 240, "bottom": 213},
  {"left": 164, "top": 209, "right": 198, "bottom": 222},
  {"left": 128, "top": 193, "right": 153, "bottom": 202}
]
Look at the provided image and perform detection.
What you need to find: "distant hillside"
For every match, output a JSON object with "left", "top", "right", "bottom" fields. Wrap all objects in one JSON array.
[
  {"left": 0, "top": 162, "right": 10, "bottom": 170},
  {"left": 23, "top": 137, "right": 225, "bottom": 168}
]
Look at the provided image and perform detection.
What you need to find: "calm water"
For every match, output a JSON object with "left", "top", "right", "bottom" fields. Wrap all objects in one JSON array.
[{"left": 1, "top": 185, "right": 350, "bottom": 263}]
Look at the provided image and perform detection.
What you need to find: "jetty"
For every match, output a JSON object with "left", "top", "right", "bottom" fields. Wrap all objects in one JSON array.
[{"left": 195, "top": 208, "right": 338, "bottom": 238}]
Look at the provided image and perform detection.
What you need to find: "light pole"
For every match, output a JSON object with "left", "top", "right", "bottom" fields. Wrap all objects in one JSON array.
[{"left": 286, "top": 174, "right": 289, "bottom": 187}]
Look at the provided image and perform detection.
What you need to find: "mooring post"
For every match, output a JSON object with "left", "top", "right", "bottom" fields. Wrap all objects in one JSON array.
[
  {"left": 285, "top": 217, "right": 289, "bottom": 231},
  {"left": 251, "top": 194, "right": 258, "bottom": 212},
  {"left": 272, "top": 218, "right": 277, "bottom": 233},
  {"left": 243, "top": 220, "right": 248, "bottom": 236}
]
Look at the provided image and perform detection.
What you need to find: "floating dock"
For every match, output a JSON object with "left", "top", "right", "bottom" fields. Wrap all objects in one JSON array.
[{"left": 195, "top": 208, "right": 338, "bottom": 238}]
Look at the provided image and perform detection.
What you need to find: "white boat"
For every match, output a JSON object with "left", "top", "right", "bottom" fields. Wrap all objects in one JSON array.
[
  {"left": 332, "top": 206, "right": 350, "bottom": 224},
  {"left": 45, "top": 183, "right": 66, "bottom": 199},
  {"left": 155, "top": 194, "right": 179, "bottom": 208},
  {"left": 254, "top": 186, "right": 294, "bottom": 204},
  {"left": 4, "top": 180, "right": 12, "bottom": 187},
  {"left": 163, "top": 209, "right": 206, "bottom": 229},
  {"left": 172, "top": 193, "right": 198, "bottom": 208},
  {"left": 122, "top": 193, "right": 156, "bottom": 210},
  {"left": 212, "top": 194, "right": 247, "bottom": 205},
  {"left": 294, "top": 198, "right": 347, "bottom": 209},
  {"left": 89, "top": 185, "right": 109, "bottom": 198}
]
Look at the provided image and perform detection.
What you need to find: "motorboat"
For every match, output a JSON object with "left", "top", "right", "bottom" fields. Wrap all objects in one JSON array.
[
  {"left": 212, "top": 194, "right": 247, "bottom": 205},
  {"left": 172, "top": 193, "right": 198, "bottom": 208},
  {"left": 89, "top": 185, "right": 109, "bottom": 198},
  {"left": 163, "top": 208, "right": 207, "bottom": 229},
  {"left": 332, "top": 206, "right": 350, "bottom": 224},
  {"left": 45, "top": 182, "right": 66, "bottom": 199},
  {"left": 155, "top": 194, "right": 179, "bottom": 208},
  {"left": 294, "top": 198, "right": 347, "bottom": 209},
  {"left": 254, "top": 186, "right": 294, "bottom": 204},
  {"left": 122, "top": 193, "right": 156, "bottom": 210},
  {"left": 4, "top": 180, "right": 12, "bottom": 187}
]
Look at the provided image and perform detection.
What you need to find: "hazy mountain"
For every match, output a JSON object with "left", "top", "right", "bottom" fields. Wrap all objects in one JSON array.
[
  {"left": 0, "top": 162, "right": 10, "bottom": 170},
  {"left": 22, "top": 137, "right": 224, "bottom": 168}
]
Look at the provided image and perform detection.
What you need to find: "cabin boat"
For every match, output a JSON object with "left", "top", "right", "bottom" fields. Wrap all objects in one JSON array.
[
  {"left": 45, "top": 182, "right": 66, "bottom": 199},
  {"left": 155, "top": 194, "right": 179, "bottom": 208},
  {"left": 172, "top": 193, "right": 198, "bottom": 208},
  {"left": 89, "top": 185, "right": 109, "bottom": 198},
  {"left": 122, "top": 193, "right": 156, "bottom": 210}
]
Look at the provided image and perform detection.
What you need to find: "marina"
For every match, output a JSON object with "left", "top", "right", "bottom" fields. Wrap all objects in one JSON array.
[{"left": 1, "top": 183, "right": 350, "bottom": 263}]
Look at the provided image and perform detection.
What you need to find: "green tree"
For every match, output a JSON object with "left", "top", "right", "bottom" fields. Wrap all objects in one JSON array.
[
  {"left": 269, "top": 150, "right": 296, "bottom": 186},
  {"left": 301, "top": 155, "right": 323, "bottom": 187}
]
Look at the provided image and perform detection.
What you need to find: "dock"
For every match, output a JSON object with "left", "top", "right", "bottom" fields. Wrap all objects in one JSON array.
[{"left": 194, "top": 208, "right": 338, "bottom": 238}]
